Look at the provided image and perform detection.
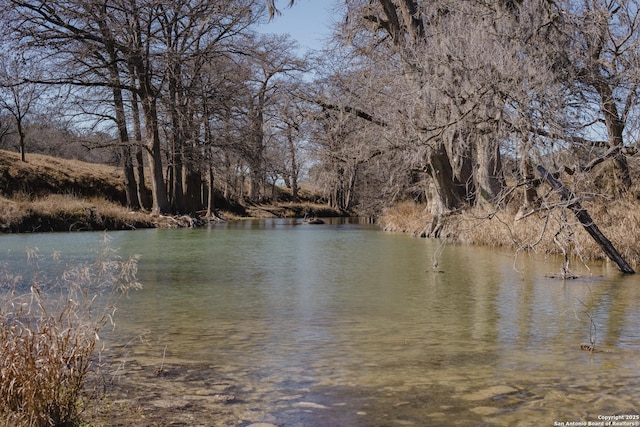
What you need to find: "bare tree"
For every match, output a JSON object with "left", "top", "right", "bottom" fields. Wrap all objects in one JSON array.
[
  {"left": 200, "top": 55, "right": 250, "bottom": 206},
  {"left": 241, "top": 34, "right": 306, "bottom": 201},
  {"left": 0, "top": 112, "right": 13, "bottom": 147},
  {"left": 303, "top": 1, "right": 638, "bottom": 218},
  {"left": 6, "top": 0, "right": 268, "bottom": 214},
  {"left": 562, "top": 0, "right": 640, "bottom": 192},
  {"left": 0, "top": 52, "right": 47, "bottom": 162},
  {"left": 153, "top": 0, "right": 259, "bottom": 213},
  {"left": 269, "top": 89, "right": 309, "bottom": 202},
  {"left": 5, "top": 0, "right": 161, "bottom": 209},
  {"left": 305, "top": 55, "right": 390, "bottom": 211},
  {"left": 312, "top": 1, "right": 518, "bottom": 228}
]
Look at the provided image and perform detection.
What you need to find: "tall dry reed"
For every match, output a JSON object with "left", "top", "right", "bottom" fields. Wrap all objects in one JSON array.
[{"left": 0, "top": 235, "right": 141, "bottom": 426}]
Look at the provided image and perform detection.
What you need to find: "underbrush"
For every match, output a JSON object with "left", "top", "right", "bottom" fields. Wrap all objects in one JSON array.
[{"left": 0, "top": 236, "right": 142, "bottom": 426}]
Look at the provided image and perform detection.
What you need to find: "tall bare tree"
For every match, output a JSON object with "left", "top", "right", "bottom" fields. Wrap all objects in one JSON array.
[
  {"left": 242, "top": 34, "right": 306, "bottom": 201},
  {"left": 6, "top": 0, "right": 165, "bottom": 210},
  {"left": 268, "top": 87, "right": 309, "bottom": 202},
  {"left": 562, "top": 0, "right": 640, "bottom": 192},
  {"left": 319, "top": 1, "right": 515, "bottom": 229},
  {"left": 0, "top": 52, "right": 46, "bottom": 162},
  {"left": 154, "top": 0, "right": 258, "bottom": 212},
  {"left": 6, "top": 0, "right": 265, "bottom": 214}
]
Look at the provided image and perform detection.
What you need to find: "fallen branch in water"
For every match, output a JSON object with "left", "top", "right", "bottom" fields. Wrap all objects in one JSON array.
[{"left": 537, "top": 165, "right": 635, "bottom": 274}]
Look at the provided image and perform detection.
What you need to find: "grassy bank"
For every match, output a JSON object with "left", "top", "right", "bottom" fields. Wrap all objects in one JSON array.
[
  {"left": 0, "top": 150, "right": 127, "bottom": 203},
  {"left": 0, "top": 149, "right": 344, "bottom": 233},
  {"left": 380, "top": 197, "right": 640, "bottom": 269},
  {"left": 0, "top": 193, "right": 164, "bottom": 232},
  {"left": 0, "top": 149, "right": 151, "bottom": 232}
]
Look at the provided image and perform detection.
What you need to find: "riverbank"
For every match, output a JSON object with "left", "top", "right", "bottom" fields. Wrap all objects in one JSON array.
[
  {"left": 0, "top": 150, "right": 344, "bottom": 233},
  {"left": 380, "top": 198, "right": 640, "bottom": 269},
  {"left": 0, "top": 192, "right": 344, "bottom": 233},
  {"left": 2, "top": 149, "right": 638, "bottom": 270}
]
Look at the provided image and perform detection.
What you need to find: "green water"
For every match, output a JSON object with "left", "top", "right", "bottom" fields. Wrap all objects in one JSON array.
[{"left": 1, "top": 218, "right": 639, "bottom": 426}]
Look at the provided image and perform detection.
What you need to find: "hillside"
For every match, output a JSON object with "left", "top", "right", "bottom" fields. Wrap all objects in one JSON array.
[
  {"left": 0, "top": 150, "right": 343, "bottom": 233},
  {"left": 0, "top": 150, "right": 159, "bottom": 232},
  {"left": 0, "top": 150, "right": 127, "bottom": 203}
]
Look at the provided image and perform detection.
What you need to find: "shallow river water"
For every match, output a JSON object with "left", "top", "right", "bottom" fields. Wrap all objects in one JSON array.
[{"left": 1, "top": 218, "right": 639, "bottom": 426}]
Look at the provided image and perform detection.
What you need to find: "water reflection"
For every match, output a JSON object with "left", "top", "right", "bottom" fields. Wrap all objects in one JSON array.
[{"left": 1, "top": 220, "right": 638, "bottom": 425}]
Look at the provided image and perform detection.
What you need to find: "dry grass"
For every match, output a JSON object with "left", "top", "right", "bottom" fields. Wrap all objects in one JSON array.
[
  {"left": 379, "top": 200, "right": 432, "bottom": 236},
  {"left": 0, "top": 149, "right": 125, "bottom": 202},
  {"left": 242, "top": 201, "right": 345, "bottom": 219},
  {"left": 0, "top": 194, "right": 158, "bottom": 233},
  {"left": 380, "top": 196, "right": 640, "bottom": 269},
  {"left": 0, "top": 149, "right": 156, "bottom": 232},
  {"left": 0, "top": 150, "right": 332, "bottom": 230},
  {"left": 0, "top": 236, "right": 141, "bottom": 426}
]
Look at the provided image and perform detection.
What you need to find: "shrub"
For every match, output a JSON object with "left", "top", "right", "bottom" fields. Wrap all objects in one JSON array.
[{"left": 0, "top": 236, "right": 141, "bottom": 426}]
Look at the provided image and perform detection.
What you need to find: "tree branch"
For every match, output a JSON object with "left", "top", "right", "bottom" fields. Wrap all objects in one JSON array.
[{"left": 316, "top": 101, "right": 387, "bottom": 127}]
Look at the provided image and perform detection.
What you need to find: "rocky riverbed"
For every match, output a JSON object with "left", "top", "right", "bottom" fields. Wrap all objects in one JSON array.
[{"left": 84, "top": 352, "right": 639, "bottom": 426}]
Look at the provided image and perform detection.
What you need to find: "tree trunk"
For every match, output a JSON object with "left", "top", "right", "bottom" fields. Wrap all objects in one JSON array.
[
  {"left": 129, "top": 83, "right": 151, "bottom": 210},
  {"left": 446, "top": 129, "right": 475, "bottom": 204},
  {"left": 344, "top": 164, "right": 357, "bottom": 211},
  {"left": 249, "top": 160, "right": 263, "bottom": 201},
  {"left": 287, "top": 127, "right": 299, "bottom": 202},
  {"left": 427, "top": 141, "right": 466, "bottom": 213},
  {"left": 206, "top": 161, "right": 215, "bottom": 218},
  {"left": 202, "top": 98, "right": 215, "bottom": 218},
  {"left": 170, "top": 151, "right": 185, "bottom": 213},
  {"left": 120, "top": 145, "right": 139, "bottom": 210},
  {"left": 475, "top": 133, "right": 505, "bottom": 204},
  {"left": 127, "top": 3, "right": 169, "bottom": 215},
  {"left": 96, "top": 3, "right": 139, "bottom": 210},
  {"left": 17, "top": 119, "right": 26, "bottom": 162},
  {"left": 249, "top": 113, "right": 264, "bottom": 201},
  {"left": 184, "top": 166, "right": 202, "bottom": 214},
  {"left": 537, "top": 165, "right": 634, "bottom": 274},
  {"left": 141, "top": 96, "right": 170, "bottom": 215},
  {"left": 112, "top": 85, "right": 140, "bottom": 210},
  {"left": 596, "top": 81, "right": 632, "bottom": 190},
  {"left": 612, "top": 151, "right": 632, "bottom": 192},
  {"left": 168, "top": 71, "right": 185, "bottom": 213}
]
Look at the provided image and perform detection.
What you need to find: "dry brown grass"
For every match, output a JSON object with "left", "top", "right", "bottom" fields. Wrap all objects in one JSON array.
[
  {"left": 0, "top": 149, "right": 156, "bottom": 232},
  {"left": 0, "top": 237, "right": 141, "bottom": 426},
  {"left": 380, "top": 196, "right": 640, "bottom": 269},
  {"left": 0, "top": 149, "right": 333, "bottom": 230},
  {"left": 0, "top": 149, "right": 125, "bottom": 202},
  {"left": 379, "top": 200, "right": 432, "bottom": 236},
  {"left": 0, "top": 194, "right": 158, "bottom": 233},
  {"left": 242, "top": 201, "right": 345, "bottom": 219}
]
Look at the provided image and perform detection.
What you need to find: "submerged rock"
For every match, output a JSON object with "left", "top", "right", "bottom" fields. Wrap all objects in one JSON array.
[
  {"left": 293, "top": 401, "right": 329, "bottom": 409},
  {"left": 462, "top": 385, "right": 519, "bottom": 401},
  {"left": 470, "top": 406, "right": 501, "bottom": 415}
]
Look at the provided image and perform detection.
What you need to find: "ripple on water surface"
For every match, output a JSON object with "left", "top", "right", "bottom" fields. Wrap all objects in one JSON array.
[{"left": 2, "top": 221, "right": 639, "bottom": 425}]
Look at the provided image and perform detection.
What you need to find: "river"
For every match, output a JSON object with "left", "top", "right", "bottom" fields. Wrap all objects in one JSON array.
[{"left": 1, "top": 218, "right": 639, "bottom": 426}]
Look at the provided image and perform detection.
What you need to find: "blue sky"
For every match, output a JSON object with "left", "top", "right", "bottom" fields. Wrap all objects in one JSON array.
[{"left": 258, "top": 0, "right": 340, "bottom": 52}]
